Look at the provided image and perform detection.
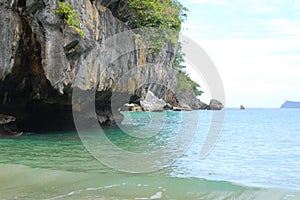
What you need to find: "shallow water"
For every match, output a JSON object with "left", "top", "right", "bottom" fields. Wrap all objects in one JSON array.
[{"left": 0, "top": 109, "right": 299, "bottom": 199}]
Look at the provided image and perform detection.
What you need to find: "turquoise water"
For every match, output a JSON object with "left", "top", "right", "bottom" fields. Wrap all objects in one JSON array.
[{"left": 0, "top": 109, "right": 300, "bottom": 199}]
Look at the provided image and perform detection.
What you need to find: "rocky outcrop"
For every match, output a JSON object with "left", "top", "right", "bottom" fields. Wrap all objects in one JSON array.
[
  {"left": 140, "top": 91, "right": 166, "bottom": 112},
  {"left": 0, "top": 0, "right": 177, "bottom": 131},
  {"left": 174, "top": 88, "right": 208, "bottom": 110},
  {"left": 207, "top": 99, "right": 224, "bottom": 110}
]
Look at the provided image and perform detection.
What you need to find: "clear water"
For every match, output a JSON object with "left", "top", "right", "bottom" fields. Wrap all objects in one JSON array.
[{"left": 0, "top": 109, "right": 299, "bottom": 199}]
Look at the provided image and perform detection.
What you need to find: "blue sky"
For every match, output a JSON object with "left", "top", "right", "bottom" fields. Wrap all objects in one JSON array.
[{"left": 180, "top": 0, "right": 300, "bottom": 108}]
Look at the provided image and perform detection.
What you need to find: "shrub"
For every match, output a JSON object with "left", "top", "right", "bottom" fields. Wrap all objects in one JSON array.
[{"left": 54, "top": 1, "right": 85, "bottom": 37}]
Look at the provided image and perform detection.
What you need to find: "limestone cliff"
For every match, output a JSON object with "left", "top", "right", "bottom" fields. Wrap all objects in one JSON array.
[{"left": 0, "top": 0, "right": 177, "bottom": 131}]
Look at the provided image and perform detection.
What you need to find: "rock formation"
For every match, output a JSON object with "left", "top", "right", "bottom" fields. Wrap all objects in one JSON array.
[
  {"left": 207, "top": 99, "right": 224, "bottom": 110},
  {"left": 0, "top": 0, "right": 223, "bottom": 132},
  {"left": 0, "top": 0, "right": 178, "bottom": 131}
]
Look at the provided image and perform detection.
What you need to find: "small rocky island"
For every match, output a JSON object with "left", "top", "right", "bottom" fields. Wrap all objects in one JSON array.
[{"left": 281, "top": 101, "right": 300, "bottom": 108}]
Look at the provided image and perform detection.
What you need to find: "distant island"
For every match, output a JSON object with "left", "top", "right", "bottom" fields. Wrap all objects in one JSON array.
[{"left": 281, "top": 101, "right": 300, "bottom": 108}]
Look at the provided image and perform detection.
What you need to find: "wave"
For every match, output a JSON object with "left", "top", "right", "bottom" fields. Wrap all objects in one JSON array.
[{"left": 0, "top": 164, "right": 299, "bottom": 200}]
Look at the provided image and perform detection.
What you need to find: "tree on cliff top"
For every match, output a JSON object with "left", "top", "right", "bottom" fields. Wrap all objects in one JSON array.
[
  {"left": 119, "top": 0, "right": 188, "bottom": 52},
  {"left": 127, "top": 0, "right": 187, "bottom": 32},
  {"left": 107, "top": 0, "right": 187, "bottom": 31}
]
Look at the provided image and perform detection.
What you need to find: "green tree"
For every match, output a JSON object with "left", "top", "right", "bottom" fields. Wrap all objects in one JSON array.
[
  {"left": 110, "top": 0, "right": 187, "bottom": 52},
  {"left": 127, "top": 0, "right": 187, "bottom": 32},
  {"left": 130, "top": 0, "right": 187, "bottom": 51},
  {"left": 173, "top": 46, "right": 203, "bottom": 96}
]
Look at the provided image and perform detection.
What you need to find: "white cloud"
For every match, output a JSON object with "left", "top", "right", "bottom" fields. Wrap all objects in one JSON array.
[
  {"left": 294, "top": 1, "right": 300, "bottom": 10},
  {"left": 250, "top": 7, "right": 278, "bottom": 14},
  {"left": 180, "top": 0, "right": 300, "bottom": 107},
  {"left": 232, "top": 32, "right": 252, "bottom": 37},
  {"left": 235, "top": 0, "right": 289, "bottom": 5},
  {"left": 181, "top": 24, "right": 213, "bottom": 31},
  {"left": 184, "top": 37, "right": 300, "bottom": 108},
  {"left": 268, "top": 18, "right": 300, "bottom": 36},
  {"left": 187, "top": 0, "right": 228, "bottom": 6}
]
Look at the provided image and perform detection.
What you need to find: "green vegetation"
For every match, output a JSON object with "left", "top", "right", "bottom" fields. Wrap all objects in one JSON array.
[
  {"left": 173, "top": 48, "right": 203, "bottom": 96},
  {"left": 54, "top": 1, "right": 84, "bottom": 37},
  {"left": 129, "top": 0, "right": 187, "bottom": 52},
  {"left": 113, "top": 0, "right": 187, "bottom": 52},
  {"left": 127, "top": 0, "right": 187, "bottom": 32},
  {"left": 176, "top": 70, "right": 203, "bottom": 96}
]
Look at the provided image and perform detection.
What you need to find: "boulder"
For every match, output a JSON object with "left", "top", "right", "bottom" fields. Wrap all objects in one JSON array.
[
  {"left": 119, "top": 103, "right": 143, "bottom": 112},
  {"left": 173, "top": 107, "right": 182, "bottom": 111},
  {"left": 0, "top": 114, "right": 18, "bottom": 137},
  {"left": 131, "top": 106, "right": 143, "bottom": 112},
  {"left": 0, "top": 114, "right": 16, "bottom": 125},
  {"left": 173, "top": 104, "right": 192, "bottom": 111},
  {"left": 207, "top": 99, "right": 224, "bottom": 110},
  {"left": 198, "top": 100, "right": 209, "bottom": 110},
  {"left": 163, "top": 103, "right": 173, "bottom": 110},
  {"left": 120, "top": 103, "right": 136, "bottom": 111},
  {"left": 140, "top": 91, "right": 166, "bottom": 112}
]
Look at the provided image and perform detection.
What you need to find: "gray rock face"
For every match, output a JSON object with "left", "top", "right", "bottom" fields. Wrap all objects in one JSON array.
[
  {"left": 0, "top": 0, "right": 177, "bottom": 131},
  {"left": 208, "top": 99, "right": 224, "bottom": 110},
  {"left": 141, "top": 91, "right": 166, "bottom": 112},
  {"left": 175, "top": 89, "right": 209, "bottom": 110}
]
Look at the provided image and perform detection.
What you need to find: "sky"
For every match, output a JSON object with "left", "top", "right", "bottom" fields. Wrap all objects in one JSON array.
[{"left": 180, "top": 0, "right": 300, "bottom": 108}]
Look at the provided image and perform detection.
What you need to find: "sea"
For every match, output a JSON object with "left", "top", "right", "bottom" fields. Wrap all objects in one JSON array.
[{"left": 0, "top": 108, "right": 299, "bottom": 199}]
